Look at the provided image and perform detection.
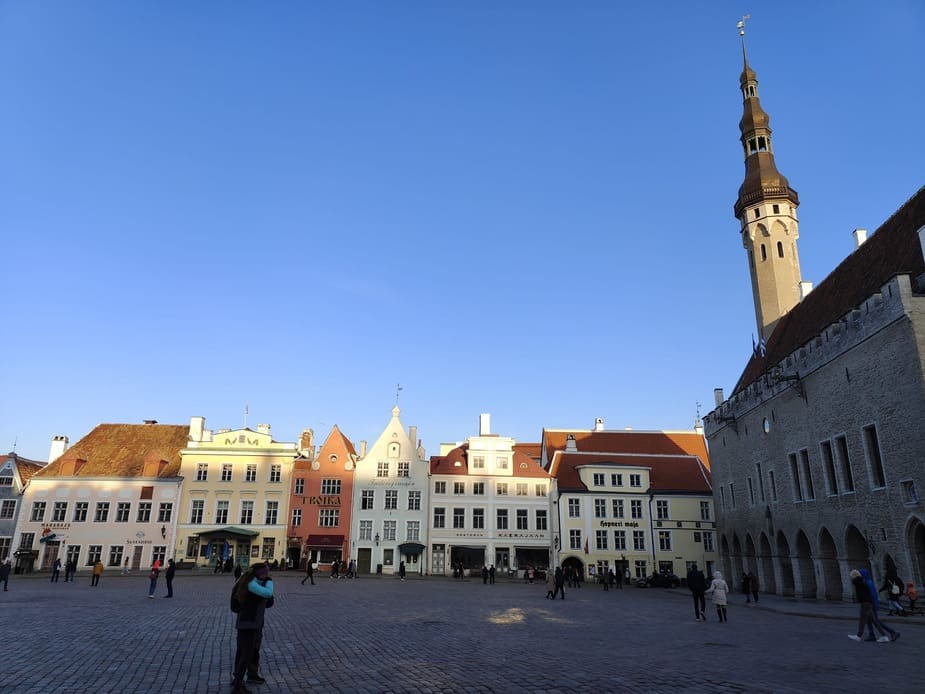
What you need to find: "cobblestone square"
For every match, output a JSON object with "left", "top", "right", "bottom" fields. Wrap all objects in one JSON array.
[{"left": 1, "top": 571, "right": 920, "bottom": 693}]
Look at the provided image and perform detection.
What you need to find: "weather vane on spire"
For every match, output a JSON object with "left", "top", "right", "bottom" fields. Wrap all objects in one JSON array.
[
  {"left": 395, "top": 383, "right": 403, "bottom": 405},
  {"left": 737, "top": 14, "right": 752, "bottom": 62}
]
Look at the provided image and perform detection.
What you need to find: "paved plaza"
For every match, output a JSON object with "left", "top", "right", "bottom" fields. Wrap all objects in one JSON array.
[{"left": 1, "top": 570, "right": 921, "bottom": 693}]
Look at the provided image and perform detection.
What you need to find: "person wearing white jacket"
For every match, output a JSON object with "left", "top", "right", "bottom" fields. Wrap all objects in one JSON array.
[{"left": 705, "top": 571, "right": 729, "bottom": 623}]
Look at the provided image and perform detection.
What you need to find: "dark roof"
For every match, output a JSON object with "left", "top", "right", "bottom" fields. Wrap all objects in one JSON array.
[
  {"left": 549, "top": 451, "right": 712, "bottom": 494},
  {"left": 735, "top": 185, "right": 925, "bottom": 392}
]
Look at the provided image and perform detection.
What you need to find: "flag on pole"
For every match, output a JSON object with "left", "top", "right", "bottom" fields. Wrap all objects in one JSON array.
[{"left": 583, "top": 539, "right": 589, "bottom": 555}]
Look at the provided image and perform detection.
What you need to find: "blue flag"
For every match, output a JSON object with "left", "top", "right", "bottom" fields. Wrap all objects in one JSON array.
[
  {"left": 223, "top": 541, "right": 231, "bottom": 560},
  {"left": 204, "top": 543, "right": 211, "bottom": 559}
]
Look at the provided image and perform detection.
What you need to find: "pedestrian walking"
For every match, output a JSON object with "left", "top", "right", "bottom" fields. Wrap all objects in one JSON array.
[
  {"left": 234, "top": 563, "right": 243, "bottom": 579},
  {"left": 552, "top": 566, "right": 566, "bottom": 600},
  {"left": 91, "top": 560, "right": 104, "bottom": 586},
  {"left": 231, "top": 562, "right": 274, "bottom": 693},
  {"left": 748, "top": 570, "right": 760, "bottom": 603},
  {"left": 687, "top": 563, "right": 708, "bottom": 621},
  {"left": 602, "top": 569, "right": 609, "bottom": 591},
  {"left": 0, "top": 557, "right": 11, "bottom": 591},
  {"left": 482, "top": 565, "right": 488, "bottom": 584},
  {"left": 741, "top": 571, "right": 751, "bottom": 603},
  {"left": 862, "top": 568, "right": 899, "bottom": 642},
  {"left": 122, "top": 557, "right": 130, "bottom": 575},
  {"left": 489, "top": 565, "right": 495, "bottom": 584},
  {"left": 330, "top": 559, "right": 339, "bottom": 579},
  {"left": 399, "top": 561, "right": 406, "bottom": 581},
  {"left": 705, "top": 571, "right": 729, "bottom": 622},
  {"left": 848, "top": 569, "right": 880, "bottom": 642},
  {"left": 147, "top": 560, "right": 160, "bottom": 599},
  {"left": 51, "top": 558, "right": 61, "bottom": 582},
  {"left": 347, "top": 560, "right": 355, "bottom": 578},
  {"left": 624, "top": 566, "right": 630, "bottom": 586},
  {"left": 545, "top": 569, "right": 556, "bottom": 599},
  {"left": 613, "top": 568, "right": 622, "bottom": 590},
  {"left": 164, "top": 558, "right": 175, "bottom": 598},
  {"left": 301, "top": 560, "right": 314, "bottom": 586},
  {"left": 879, "top": 571, "right": 905, "bottom": 616}
]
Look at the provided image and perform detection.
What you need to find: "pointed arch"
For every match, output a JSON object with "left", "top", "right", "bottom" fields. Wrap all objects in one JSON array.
[
  {"left": 795, "top": 529, "right": 817, "bottom": 598},
  {"left": 905, "top": 515, "right": 925, "bottom": 585},
  {"left": 776, "top": 531, "right": 795, "bottom": 596},
  {"left": 818, "top": 527, "right": 842, "bottom": 599},
  {"left": 845, "top": 525, "right": 872, "bottom": 577},
  {"left": 759, "top": 532, "right": 776, "bottom": 594}
]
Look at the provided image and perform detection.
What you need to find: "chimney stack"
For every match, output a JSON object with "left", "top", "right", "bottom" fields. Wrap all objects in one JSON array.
[
  {"left": 852, "top": 228, "right": 868, "bottom": 249},
  {"left": 257, "top": 424, "right": 270, "bottom": 436},
  {"left": 189, "top": 416, "right": 205, "bottom": 442},
  {"left": 594, "top": 417, "right": 605, "bottom": 432},
  {"left": 49, "top": 435, "right": 69, "bottom": 463},
  {"left": 800, "top": 281, "right": 814, "bottom": 301},
  {"left": 479, "top": 413, "right": 491, "bottom": 436},
  {"left": 408, "top": 426, "right": 417, "bottom": 448},
  {"left": 565, "top": 434, "right": 578, "bottom": 452},
  {"left": 359, "top": 440, "right": 367, "bottom": 458},
  {"left": 713, "top": 388, "right": 725, "bottom": 407},
  {"left": 299, "top": 429, "right": 314, "bottom": 458}
]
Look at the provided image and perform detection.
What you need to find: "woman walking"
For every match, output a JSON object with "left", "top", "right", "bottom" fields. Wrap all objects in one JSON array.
[{"left": 706, "top": 571, "right": 729, "bottom": 622}]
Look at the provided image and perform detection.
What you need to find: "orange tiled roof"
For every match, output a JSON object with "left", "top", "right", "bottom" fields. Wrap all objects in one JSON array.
[
  {"left": 514, "top": 442, "right": 542, "bottom": 464},
  {"left": 734, "top": 185, "right": 925, "bottom": 393},
  {"left": 550, "top": 451, "right": 712, "bottom": 493},
  {"left": 35, "top": 423, "right": 189, "bottom": 479},
  {"left": 542, "top": 429, "right": 710, "bottom": 469},
  {"left": 319, "top": 425, "right": 358, "bottom": 458},
  {"left": 4, "top": 453, "right": 46, "bottom": 486},
  {"left": 430, "top": 444, "right": 552, "bottom": 479}
]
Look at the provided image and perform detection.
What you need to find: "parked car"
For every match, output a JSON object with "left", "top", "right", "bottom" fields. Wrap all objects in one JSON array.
[{"left": 636, "top": 571, "right": 681, "bottom": 588}]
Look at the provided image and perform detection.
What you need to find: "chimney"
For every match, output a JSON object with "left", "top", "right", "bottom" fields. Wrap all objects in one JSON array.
[
  {"left": 565, "top": 434, "right": 578, "bottom": 452},
  {"left": 799, "top": 280, "right": 814, "bottom": 301},
  {"left": 49, "top": 435, "right": 69, "bottom": 463},
  {"left": 417, "top": 439, "right": 425, "bottom": 460},
  {"left": 189, "top": 416, "right": 205, "bottom": 442},
  {"left": 713, "top": 388, "right": 725, "bottom": 407},
  {"left": 408, "top": 426, "right": 417, "bottom": 447},
  {"left": 299, "top": 429, "right": 314, "bottom": 457},
  {"left": 852, "top": 228, "right": 868, "bottom": 249},
  {"left": 257, "top": 423, "right": 270, "bottom": 436},
  {"left": 694, "top": 419, "right": 704, "bottom": 436},
  {"left": 479, "top": 413, "right": 491, "bottom": 436},
  {"left": 594, "top": 417, "right": 605, "bottom": 432},
  {"left": 359, "top": 440, "right": 367, "bottom": 458}
]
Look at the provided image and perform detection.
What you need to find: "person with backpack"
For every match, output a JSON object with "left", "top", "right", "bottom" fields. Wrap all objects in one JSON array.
[{"left": 231, "top": 562, "right": 274, "bottom": 693}]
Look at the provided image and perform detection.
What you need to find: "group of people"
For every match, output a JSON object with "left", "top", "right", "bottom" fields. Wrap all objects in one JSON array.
[
  {"left": 480, "top": 564, "right": 497, "bottom": 584},
  {"left": 741, "top": 570, "right": 760, "bottom": 603},
  {"left": 146, "top": 558, "right": 176, "bottom": 598},
  {"left": 50, "top": 558, "right": 79, "bottom": 583},
  {"left": 849, "top": 568, "right": 901, "bottom": 642}
]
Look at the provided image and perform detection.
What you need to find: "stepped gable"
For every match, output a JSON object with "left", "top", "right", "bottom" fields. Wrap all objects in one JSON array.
[
  {"left": 735, "top": 185, "right": 925, "bottom": 393},
  {"left": 36, "top": 423, "right": 189, "bottom": 478}
]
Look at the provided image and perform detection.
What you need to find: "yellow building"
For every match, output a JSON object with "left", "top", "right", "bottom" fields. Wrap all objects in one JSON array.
[{"left": 175, "top": 417, "right": 304, "bottom": 569}]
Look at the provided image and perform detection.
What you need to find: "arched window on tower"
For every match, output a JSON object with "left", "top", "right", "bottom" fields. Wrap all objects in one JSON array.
[
  {"left": 777, "top": 241, "right": 784, "bottom": 258},
  {"left": 760, "top": 244, "right": 767, "bottom": 262},
  {"left": 749, "top": 249, "right": 755, "bottom": 269},
  {"left": 757, "top": 136, "right": 768, "bottom": 151}
]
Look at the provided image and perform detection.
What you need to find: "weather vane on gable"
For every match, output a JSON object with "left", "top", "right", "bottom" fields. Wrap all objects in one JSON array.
[{"left": 395, "top": 383, "right": 403, "bottom": 405}]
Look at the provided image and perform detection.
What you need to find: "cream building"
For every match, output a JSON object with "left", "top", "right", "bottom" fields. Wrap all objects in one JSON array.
[
  {"left": 12, "top": 422, "right": 189, "bottom": 575},
  {"left": 350, "top": 407, "right": 428, "bottom": 576},
  {"left": 175, "top": 417, "right": 304, "bottom": 569},
  {"left": 429, "top": 414, "right": 554, "bottom": 577}
]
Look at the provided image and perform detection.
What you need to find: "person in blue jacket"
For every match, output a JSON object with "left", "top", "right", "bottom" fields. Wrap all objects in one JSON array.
[
  {"left": 862, "top": 568, "right": 899, "bottom": 642},
  {"left": 232, "top": 563, "right": 275, "bottom": 693}
]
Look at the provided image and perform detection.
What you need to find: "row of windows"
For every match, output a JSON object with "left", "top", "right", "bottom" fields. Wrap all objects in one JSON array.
[
  {"left": 567, "top": 498, "right": 713, "bottom": 521},
  {"left": 30, "top": 501, "right": 173, "bottom": 524},
  {"left": 376, "top": 461, "right": 412, "bottom": 478},
  {"left": 433, "top": 481, "right": 547, "bottom": 497},
  {"left": 590, "top": 472, "right": 642, "bottom": 488},
  {"left": 23, "top": 543, "right": 169, "bottom": 568},
  {"left": 290, "top": 508, "right": 340, "bottom": 528},
  {"left": 190, "top": 499, "right": 279, "bottom": 525},
  {"left": 573, "top": 529, "right": 715, "bottom": 553},
  {"left": 432, "top": 507, "right": 548, "bottom": 531},
  {"left": 195, "top": 463, "right": 282, "bottom": 483},
  {"left": 293, "top": 478, "right": 342, "bottom": 495},
  {"left": 360, "top": 489, "right": 422, "bottom": 511},
  {"left": 353, "top": 519, "right": 422, "bottom": 542},
  {"left": 721, "top": 424, "right": 914, "bottom": 509}
]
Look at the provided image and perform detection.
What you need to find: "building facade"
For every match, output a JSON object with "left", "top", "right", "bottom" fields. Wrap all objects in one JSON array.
[
  {"left": 1, "top": 451, "right": 47, "bottom": 567},
  {"left": 350, "top": 407, "right": 428, "bottom": 576},
  {"left": 428, "top": 414, "right": 554, "bottom": 577},
  {"left": 12, "top": 422, "right": 189, "bottom": 575},
  {"left": 175, "top": 418, "right": 301, "bottom": 569},
  {"left": 287, "top": 425, "right": 357, "bottom": 572},
  {"left": 544, "top": 424, "right": 715, "bottom": 581},
  {"left": 703, "top": 33, "right": 925, "bottom": 598}
]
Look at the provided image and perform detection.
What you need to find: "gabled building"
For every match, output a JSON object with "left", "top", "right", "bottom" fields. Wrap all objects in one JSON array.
[
  {"left": 703, "top": 30, "right": 925, "bottom": 599},
  {"left": 287, "top": 425, "right": 357, "bottom": 572},
  {"left": 1, "top": 451, "right": 47, "bottom": 565},
  {"left": 176, "top": 418, "right": 301, "bottom": 569},
  {"left": 12, "top": 422, "right": 189, "bottom": 575},
  {"left": 429, "top": 414, "right": 553, "bottom": 577},
  {"left": 350, "top": 406, "right": 428, "bottom": 576},
  {"left": 544, "top": 422, "right": 714, "bottom": 581}
]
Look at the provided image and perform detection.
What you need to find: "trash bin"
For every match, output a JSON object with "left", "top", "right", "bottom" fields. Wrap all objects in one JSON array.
[{"left": 376, "top": 564, "right": 383, "bottom": 575}]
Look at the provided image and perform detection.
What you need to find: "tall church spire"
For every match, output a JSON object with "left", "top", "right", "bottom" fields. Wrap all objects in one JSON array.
[{"left": 733, "top": 17, "right": 803, "bottom": 342}]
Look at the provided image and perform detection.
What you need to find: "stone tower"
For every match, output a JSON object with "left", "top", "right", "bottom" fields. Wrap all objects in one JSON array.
[{"left": 733, "top": 24, "right": 803, "bottom": 342}]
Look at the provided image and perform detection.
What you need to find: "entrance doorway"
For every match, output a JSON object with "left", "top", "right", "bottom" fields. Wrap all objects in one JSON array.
[
  {"left": 132, "top": 546, "right": 144, "bottom": 570},
  {"left": 357, "top": 548, "right": 372, "bottom": 574},
  {"left": 41, "top": 541, "right": 60, "bottom": 571}
]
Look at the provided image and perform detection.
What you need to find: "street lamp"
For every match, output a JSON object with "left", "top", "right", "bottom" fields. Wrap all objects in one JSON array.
[{"left": 374, "top": 532, "right": 380, "bottom": 547}]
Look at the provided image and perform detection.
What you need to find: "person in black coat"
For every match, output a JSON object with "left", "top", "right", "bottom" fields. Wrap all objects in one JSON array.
[
  {"left": 687, "top": 563, "right": 708, "bottom": 621},
  {"left": 164, "top": 559, "right": 176, "bottom": 598}
]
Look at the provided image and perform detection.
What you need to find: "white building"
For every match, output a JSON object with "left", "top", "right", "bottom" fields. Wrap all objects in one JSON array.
[
  {"left": 429, "top": 414, "right": 555, "bottom": 577},
  {"left": 349, "top": 406, "right": 428, "bottom": 575}
]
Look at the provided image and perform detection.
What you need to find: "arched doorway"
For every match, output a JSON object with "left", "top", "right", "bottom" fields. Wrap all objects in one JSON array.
[
  {"left": 906, "top": 516, "right": 925, "bottom": 585},
  {"left": 759, "top": 533, "right": 777, "bottom": 594},
  {"left": 795, "top": 530, "right": 816, "bottom": 598},
  {"left": 776, "top": 531, "right": 795, "bottom": 596},
  {"left": 845, "top": 525, "right": 872, "bottom": 578},
  {"left": 721, "top": 535, "right": 733, "bottom": 581},
  {"left": 819, "top": 527, "right": 842, "bottom": 599},
  {"left": 561, "top": 555, "right": 585, "bottom": 579},
  {"left": 744, "top": 533, "right": 757, "bottom": 582},
  {"left": 731, "top": 534, "right": 744, "bottom": 583}
]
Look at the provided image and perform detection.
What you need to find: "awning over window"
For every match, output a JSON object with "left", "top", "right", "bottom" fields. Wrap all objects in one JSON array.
[
  {"left": 306, "top": 534, "right": 344, "bottom": 548},
  {"left": 195, "top": 526, "right": 260, "bottom": 541},
  {"left": 398, "top": 542, "right": 426, "bottom": 556}
]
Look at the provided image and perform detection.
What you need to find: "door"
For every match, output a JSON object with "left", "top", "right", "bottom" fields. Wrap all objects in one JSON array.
[
  {"left": 41, "top": 541, "right": 60, "bottom": 570},
  {"left": 357, "top": 548, "right": 371, "bottom": 574},
  {"left": 432, "top": 545, "right": 445, "bottom": 576},
  {"left": 131, "top": 546, "right": 144, "bottom": 570}
]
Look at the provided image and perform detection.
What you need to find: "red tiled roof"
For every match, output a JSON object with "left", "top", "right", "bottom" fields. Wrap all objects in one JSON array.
[
  {"left": 735, "top": 185, "right": 925, "bottom": 393},
  {"left": 35, "top": 423, "right": 189, "bottom": 478},
  {"left": 4, "top": 453, "right": 45, "bottom": 486},
  {"left": 550, "top": 451, "right": 712, "bottom": 493},
  {"left": 514, "top": 442, "right": 542, "bottom": 464},
  {"left": 542, "top": 429, "right": 710, "bottom": 469},
  {"left": 430, "top": 444, "right": 552, "bottom": 479}
]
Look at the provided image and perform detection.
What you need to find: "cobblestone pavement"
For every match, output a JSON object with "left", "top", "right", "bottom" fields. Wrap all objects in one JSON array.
[{"left": 1, "top": 571, "right": 921, "bottom": 693}]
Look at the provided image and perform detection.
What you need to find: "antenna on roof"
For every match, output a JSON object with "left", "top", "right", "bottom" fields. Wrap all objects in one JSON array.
[
  {"left": 244, "top": 403, "right": 249, "bottom": 429},
  {"left": 11, "top": 436, "right": 16, "bottom": 453}
]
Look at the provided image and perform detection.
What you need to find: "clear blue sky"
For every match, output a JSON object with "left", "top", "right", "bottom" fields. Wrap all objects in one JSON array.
[{"left": 3, "top": 2, "right": 923, "bottom": 460}]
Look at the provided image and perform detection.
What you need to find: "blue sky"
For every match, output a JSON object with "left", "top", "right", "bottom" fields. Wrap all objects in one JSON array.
[{"left": 2, "top": 2, "right": 923, "bottom": 460}]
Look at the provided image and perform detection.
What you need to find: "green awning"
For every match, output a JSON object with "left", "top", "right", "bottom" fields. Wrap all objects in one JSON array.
[
  {"left": 195, "top": 526, "right": 260, "bottom": 540},
  {"left": 398, "top": 542, "right": 426, "bottom": 556}
]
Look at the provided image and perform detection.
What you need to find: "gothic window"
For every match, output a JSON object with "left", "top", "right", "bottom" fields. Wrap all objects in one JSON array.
[{"left": 760, "top": 244, "right": 767, "bottom": 261}]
